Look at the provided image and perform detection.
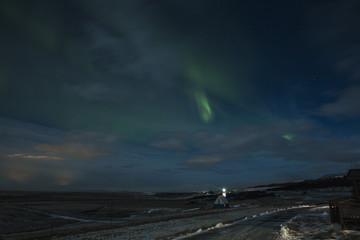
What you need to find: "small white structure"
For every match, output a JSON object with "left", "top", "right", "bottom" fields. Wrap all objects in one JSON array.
[{"left": 214, "top": 195, "right": 229, "bottom": 208}]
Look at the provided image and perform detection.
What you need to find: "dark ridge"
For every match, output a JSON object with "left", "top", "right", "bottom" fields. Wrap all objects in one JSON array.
[
  {"left": 270, "top": 177, "right": 351, "bottom": 191},
  {"left": 227, "top": 191, "right": 275, "bottom": 200},
  {"left": 154, "top": 192, "right": 196, "bottom": 198}
]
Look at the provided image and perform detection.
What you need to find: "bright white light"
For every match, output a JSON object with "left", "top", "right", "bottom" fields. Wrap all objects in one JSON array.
[{"left": 222, "top": 188, "right": 226, "bottom": 192}]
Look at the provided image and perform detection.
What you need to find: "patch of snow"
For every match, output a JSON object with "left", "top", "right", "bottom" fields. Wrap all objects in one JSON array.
[
  {"left": 260, "top": 211, "right": 269, "bottom": 216},
  {"left": 181, "top": 208, "right": 200, "bottom": 212},
  {"left": 50, "top": 213, "right": 116, "bottom": 224},
  {"left": 343, "top": 230, "right": 360, "bottom": 237},
  {"left": 147, "top": 208, "right": 159, "bottom": 214},
  {"left": 215, "top": 222, "right": 224, "bottom": 228},
  {"left": 50, "top": 214, "right": 92, "bottom": 223},
  {"left": 278, "top": 224, "right": 297, "bottom": 240},
  {"left": 293, "top": 180, "right": 304, "bottom": 183}
]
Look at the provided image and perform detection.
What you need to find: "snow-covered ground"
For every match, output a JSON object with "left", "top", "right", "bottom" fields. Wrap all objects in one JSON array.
[
  {"left": 53, "top": 205, "right": 313, "bottom": 240},
  {"left": 51, "top": 187, "right": 359, "bottom": 240},
  {"left": 52, "top": 207, "right": 278, "bottom": 240},
  {"left": 2, "top": 187, "right": 358, "bottom": 239},
  {"left": 53, "top": 204, "right": 360, "bottom": 240},
  {"left": 278, "top": 206, "right": 360, "bottom": 240}
]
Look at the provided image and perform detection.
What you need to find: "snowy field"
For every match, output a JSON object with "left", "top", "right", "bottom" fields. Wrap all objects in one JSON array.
[
  {"left": 1, "top": 186, "right": 358, "bottom": 240},
  {"left": 53, "top": 205, "right": 360, "bottom": 240},
  {"left": 53, "top": 206, "right": 297, "bottom": 240}
]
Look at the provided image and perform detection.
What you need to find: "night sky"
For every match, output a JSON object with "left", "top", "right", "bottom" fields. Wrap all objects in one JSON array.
[{"left": 1, "top": 0, "right": 360, "bottom": 192}]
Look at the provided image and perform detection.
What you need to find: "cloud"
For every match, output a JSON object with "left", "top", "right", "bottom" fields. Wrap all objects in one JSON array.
[
  {"left": 7, "top": 153, "right": 64, "bottom": 161},
  {"left": 180, "top": 154, "right": 241, "bottom": 173},
  {"left": 337, "top": 47, "right": 360, "bottom": 82},
  {"left": 0, "top": 156, "right": 79, "bottom": 186},
  {"left": 0, "top": 118, "right": 171, "bottom": 191},
  {"left": 34, "top": 143, "right": 112, "bottom": 161},
  {"left": 0, "top": 118, "right": 124, "bottom": 189},
  {"left": 305, "top": 1, "right": 360, "bottom": 121},
  {"left": 0, "top": 117, "right": 63, "bottom": 148},
  {"left": 0, "top": 1, "right": 193, "bottom": 138},
  {"left": 306, "top": 0, "right": 360, "bottom": 82},
  {"left": 1, "top": 159, "right": 37, "bottom": 183},
  {"left": 319, "top": 85, "right": 360, "bottom": 118},
  {"left": 83, "top": 3, "right": 184, "bottom": 91},
  {"left": 148, "top": 138, "right": 189, "bottom": 151},
  {"left": 184, "top": 155, "right": 224, "bottom": 164},
  {"left": 65, "top": 83, "right": 116, "bottom": 102},
  {"left": 34, "top": 131, "right": 120, "bottom": 161},
  {"left": 149, "top": 119, "right": 360, "bottom": 172},
  {"left": 63, "top": 130, "right": 121, "bottom": 144},
  {"left": 56, "top": 170, "right": 76, "bottom": 186}
]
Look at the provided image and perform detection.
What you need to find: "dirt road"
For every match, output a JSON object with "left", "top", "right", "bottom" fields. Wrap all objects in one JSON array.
[{"left": 187, "top": 207, "right": 311, "bottom": 240}]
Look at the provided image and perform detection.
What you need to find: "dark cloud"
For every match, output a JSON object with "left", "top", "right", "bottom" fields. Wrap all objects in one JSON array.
[
  {"left": 0, "top": 119, "right": 122, "bottom": 189},
  {"left": 65, "top": 83, "right": 117, "bottom": 102},
  {"left": 148, "top": 120, "right": 360, "bottom": 173},
  {"left": 82, "top": 1, "right": 184, "bottom": 91},
  {"left": 1, "top": 118, "right": 121, "bottom": 162},
  {"left": 148, "top": 138, "right": 189, "bottom": 151},
  {"left": 34, "top": 142, "right": 112, "bottom": 161},
  {"left": 301, "top": 0, "right": 360, "bottom": 122},
  {"left": 0, "top": 118, "right": 194, "bottom": 191},
  {"left": 33, "top": 130, "right": 120, "bottom": 161},
  {"left": 180, "top": 154, "right": 246, "bottom": 174},
  {"left": 319, "top": 85, "right": 360, "bottom": 118},
  {"left": 306, "top": 0, "right": 360, "bottom": 73},
  {"left": 0, "top": 156, "right": 80, "bottom": 188},
  {"left": 183, "top": 155, "right": 226, "bottom": 165}
]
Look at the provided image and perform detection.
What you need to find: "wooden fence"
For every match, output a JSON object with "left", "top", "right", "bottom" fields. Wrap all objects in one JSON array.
[
  {"left": 329, "top": 197, "right": 360, "bottom": 230},
  {"left": 339, "top": 202, "right": 360, "bottom": 230}
]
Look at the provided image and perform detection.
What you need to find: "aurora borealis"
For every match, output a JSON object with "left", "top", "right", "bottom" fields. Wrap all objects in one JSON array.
[{"left": 1, "top": 0, "right": 360, "bottom": 191}]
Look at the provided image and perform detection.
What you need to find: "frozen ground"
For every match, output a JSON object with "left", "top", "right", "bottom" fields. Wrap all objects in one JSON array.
[
  {"left": 279, "top": 206, "right": 360, "bottom": 240},
  {"left": 184, "top": 205, "right": 360, "bottom": 240},
  {"left": 54, "top": 205, "right": 311, "bottom": 240},
  {"left": 185, "top": 206, "right": 313, "bottom": 240},
  {"left": 0, "top": 186, "right": 358, "bottom": 240}
]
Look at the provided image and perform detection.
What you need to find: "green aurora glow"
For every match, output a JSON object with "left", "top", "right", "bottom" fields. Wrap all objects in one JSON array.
[
  {"left": 282, "top": 134, "right": 295, "bottom": 141},
  {"left": 193, "top": 90, "right": 213, "bottom": 122}
]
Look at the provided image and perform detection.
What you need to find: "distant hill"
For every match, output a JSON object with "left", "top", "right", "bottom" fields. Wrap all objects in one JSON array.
[{"left": 253, "top": 175, "right": 351, "bottom": 191}]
